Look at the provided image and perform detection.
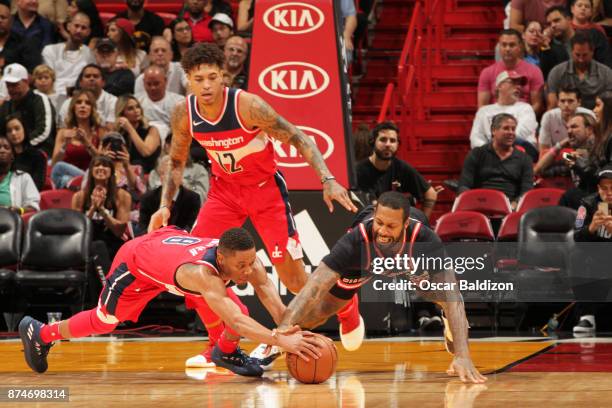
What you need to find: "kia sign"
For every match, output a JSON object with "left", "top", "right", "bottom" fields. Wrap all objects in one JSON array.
[
  {"left": 263, "top": 2, "right": 325, "bottom": 34},
  {"left": 249, "top": 0, "right": 354, "bottom": 190},
  {"left": 258, "top": 62, "right": 330, "bottom": 99},
  {"left": 274, "top": 126, "right": 334, "bottom": 167}
]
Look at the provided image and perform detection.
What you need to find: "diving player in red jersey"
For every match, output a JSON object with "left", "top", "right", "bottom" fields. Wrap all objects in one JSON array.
[
  {"left": 18, "top": 227, "right": 322, "bottom": 376},
  {"left": 147, "top": 43, "right": 362, "bottom": 367}
]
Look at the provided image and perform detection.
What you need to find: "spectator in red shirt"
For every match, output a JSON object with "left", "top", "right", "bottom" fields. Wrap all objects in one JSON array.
[{"left": 478, "top": 29, "right": 545, "bottom": 114}]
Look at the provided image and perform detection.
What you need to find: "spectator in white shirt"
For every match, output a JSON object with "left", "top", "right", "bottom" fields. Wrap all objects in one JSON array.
[
  {"left": 470, "top": 70, "right": 538, "bottom": 160},
  {"left": 134, "top": 36, "right": 187, "bottom": 96},
  {"left": 539, "top": 87, "right": 595, "bottom": 151},
  {"left": 42, "top": 12, "right": 95, "bottom": 96},
  {"left": 137, "top": 65, "right": 185, "bottom": 130},
  {"left": 59, "top": 64, "right": 118, "bottom": 128}
]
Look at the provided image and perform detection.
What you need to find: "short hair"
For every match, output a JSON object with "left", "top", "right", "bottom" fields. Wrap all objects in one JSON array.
[
  {"left": 181, "top": 42, "right": 226, "bottom": 73},
  {"left": 32, "top": 64, "right": 55, "bottom": 82},
  {"left": 571, "top": 31, "right": 594, "bottom": 50},
  {"left": 499, "top": 28, "right": 523, "bottom": 43},
  {"left": 557, "top": 86, "right": 581, "bottom": 100},
  {"left": 376, "top": 191, "right": 411, "bottom": 223},
  {"left": 370, "top": 121, "right": 399, "bottom": 146},
  {"left": 570, "top": 112, "right": 596, "bottom": 129},
  {"left": 218, "top": 228, "right": 255, "bottom": 255},
  {"left": 78, "top": 63, "right": 104, "bottom": 83},
  {"left": 546, "top": 5, "right": 571, "bottom": 19},
  {"left": 490, "top": 113, "right": 517, "bottom": 133},
  {"left": 570, "top": 0, "right": 593, "bottom": 7}
]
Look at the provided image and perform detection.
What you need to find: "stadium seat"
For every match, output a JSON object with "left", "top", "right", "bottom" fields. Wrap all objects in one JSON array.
[
  {"left": 496, "top": 211, "right": 523, "bottom": 242},
  {"left": 517, "top": 206, "right": 576, "bottom": 269},
  {"left": 451, "top": 189, "right": 512, "bottom": 218},
  {"left": 493, "top": 211, "right": 524, "bottom": 273},
  {"left": 99, "top": 11, "right": 114, "bottom": 25},
  {"left": 40, "top": 189, "right": 76, "bottom": 210},
  {"left": 434, "top": 211, "right": 495, "bottom": 242},
  {"left": 516, "top": 188, "right": 564, "bottom": 212},
  {"left": 14, "top": 209, "right": 92, "bottom": 314},
  {"left": 158, "top": 12, "right": 178, "bottom": 26},
  {"left": 0, "top": 208, "right": 22, "bottom": 328},
  {"left": 535, "top": 176, "right": 574, "bottom": 190},
  {"left": 66, "top": 175, "right": 84, "bottom": 191}
]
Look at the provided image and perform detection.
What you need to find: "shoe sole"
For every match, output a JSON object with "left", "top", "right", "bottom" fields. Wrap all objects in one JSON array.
[
  {"left": 340, "top": 316, "right": 365, "bottom": 351},
  {"left": 573, "top": 327, "right": 596, "bottom": 333},
  {"left": 18, "top": 316, "right": 47, "bottom": 374}
]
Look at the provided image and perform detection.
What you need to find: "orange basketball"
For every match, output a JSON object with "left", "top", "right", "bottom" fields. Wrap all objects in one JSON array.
[{"left": 286, "top": 335, "right": 338, "bottom": 384}]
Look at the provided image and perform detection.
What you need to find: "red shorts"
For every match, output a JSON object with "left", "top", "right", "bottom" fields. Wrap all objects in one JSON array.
[
  {"left": 191, "top": 171, "right": 302, "bottom": 264},
  {"left": 96, "top": 242, "right": 201, "bottom": 323}
]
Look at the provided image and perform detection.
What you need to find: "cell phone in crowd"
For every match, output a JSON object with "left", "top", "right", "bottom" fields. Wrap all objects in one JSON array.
[{"left": 598, "top": 202, "right": 609, "bottom": 215}]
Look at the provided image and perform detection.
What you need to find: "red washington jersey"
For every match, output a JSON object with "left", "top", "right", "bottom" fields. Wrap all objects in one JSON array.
[{"left": 187, "top": 87, "right": 277, "bottom": 185}]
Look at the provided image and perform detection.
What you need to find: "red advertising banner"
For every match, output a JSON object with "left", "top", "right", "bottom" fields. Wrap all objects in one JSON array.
[{"left": 248, "top": 0, "right": 353, "bottom": 190}]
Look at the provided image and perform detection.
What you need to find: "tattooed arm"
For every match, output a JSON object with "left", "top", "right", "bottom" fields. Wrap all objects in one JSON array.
[
  {"left": 147, "top": 103, "right": 192, "bottom": 232},
  {"left": 277, "top": 262, "right": 341, "bottom": 331},
  {"left": 239, "top": 92, "right": 357, "bottom": 213}
]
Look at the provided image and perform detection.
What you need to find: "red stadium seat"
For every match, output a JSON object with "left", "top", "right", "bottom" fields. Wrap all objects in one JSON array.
[
  {"left": 434, "top": 211, "right": 495, "bottom": 242},
  {"left": 516, "top": 188, "right": 564, "bottom": 212},
  {"left": 158, "top": 12, "right": 178, "bottom": 26},
  {"left": 535, "top": 176, "right": 574, "bottom": 190},
  {"left": 451, "top": 189, "right": 512, "bottom": 218},
  {"left": 66, "top": 175, "right": 84, "bottom": 191},
  {"left": 497, "top": 211, "right": 523, "bottom": 241},
  {"left": 40, "top": 189, "right": 75, "bottom": 210},
  {"left": 99, "top": 11, "right": 115, "bottom": 26}
]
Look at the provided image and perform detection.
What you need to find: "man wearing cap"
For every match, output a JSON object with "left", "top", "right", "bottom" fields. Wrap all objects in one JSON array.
[
  {"left": 571, "top": 164, "right": 612, "bottom": 336},
  {"left": 137, "top": 65, "right": 185, "bottom": 129},
  {"left": 42, "top": 12, "right": 95, "bottom": 96},
  {"left": 94, "top": 38, "right": 135, "bottom": 97},
  {"left": 210, "top": 13, "right": 233, "bottom": 49},
  {"left": 478, "top": 29, "right": 545, "bottom": 114},
  {"left": 0, "top": 1, "right": 41, "bottom": 72},
  {"left": 470, "top": 70, "right": 538, "bottom": 159},
  {"left": 115, "top": 0, "right": 165, "bottom": 39},
  {"left": 0, "top": 63, "right": 56, "bottom": 155}
]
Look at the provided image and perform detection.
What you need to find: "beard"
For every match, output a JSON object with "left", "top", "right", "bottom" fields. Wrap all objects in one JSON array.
[
  {"left": 127, "top": 0, "right": 144, "bottom": 12},
  {"left": 374, "top": 148, "right": 394, "bottom": 161}
]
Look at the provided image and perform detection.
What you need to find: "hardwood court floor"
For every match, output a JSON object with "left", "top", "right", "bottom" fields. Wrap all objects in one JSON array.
[{"left": 1, "top": 337, "right": 612, "bottom": 407}]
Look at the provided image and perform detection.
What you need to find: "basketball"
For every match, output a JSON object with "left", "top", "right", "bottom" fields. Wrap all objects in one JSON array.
[{"left": 286, "top": 335, "right": 338, "bottom": 384}]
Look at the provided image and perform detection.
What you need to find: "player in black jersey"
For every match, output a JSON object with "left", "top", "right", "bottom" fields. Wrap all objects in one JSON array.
[{"left": 277, "top": 191, "right": 486, "bottom": 384}]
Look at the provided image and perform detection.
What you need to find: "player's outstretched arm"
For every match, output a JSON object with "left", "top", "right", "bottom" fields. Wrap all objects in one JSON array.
[
  {"left": 176, "top": 263, "right": 321, "bottom": 361},
  {"left": 248, "top": 258, "right": 286, "bottom": 325},
  {"left": 277, "top": 261, "right": 340, "bottom": 331},
  {"left": 429, "top": 270, "right": 487, "bottom": 384},
  {"left": 239, "top": 92, "right": 357, "bottom": 213},
  {"left": 148, "top": 103, "right": 191, "bottom": 232}
]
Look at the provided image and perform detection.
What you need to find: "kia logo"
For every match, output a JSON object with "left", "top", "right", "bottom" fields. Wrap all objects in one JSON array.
[
  {"left": 258, "top": 62, "right": 330, "bottom": 99},
  {"left": 274, "top": 126, "right": 334, "bottom": 168},
  {"left": 263, "top": 2, "right": 324, "bottom": 35}
]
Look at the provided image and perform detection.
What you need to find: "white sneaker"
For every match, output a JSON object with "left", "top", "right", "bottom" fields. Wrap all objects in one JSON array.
[
  {"left": 340, "top": 315, "right": 365, "bottom": 351},
  {"left": 249, "top": 343, "right": 282, "bottom": 371},
  {"left": 573, "top": 315, "right": 596, "bottom": 335},
  {"left": 185, "top": 344, "right": 215, "bottom": 368}
]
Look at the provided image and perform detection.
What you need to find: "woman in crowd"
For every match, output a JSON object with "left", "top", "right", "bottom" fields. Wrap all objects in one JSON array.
[
  {"left": 5, "top": 114, "right": 47, "bottom": 191},
  {"left": 591, "top": 94, "right": 612, "bottom": 168},
  {"left": 97, "top": 132, "right": 146, "bottom": 200},
  {"left": 51, "top": 90, "right": 103, "bottom": 189},
  {"left": 72, "top": 155, "right": 131, "bottom": 259},
  {"left": 115, "top": 95, "right": 161, "bottom": 174},
  {"left": 0, "top": 135, "right": 40, "bottom": 215},
  {"left": 522, "top": 21, "right": 544, "bottom": 68},
  {"left": 168, "top": 18, "right": 194, "bottom": 62},
  {"left": 106, "top": 18, "right": 146, "bottom": 76}
]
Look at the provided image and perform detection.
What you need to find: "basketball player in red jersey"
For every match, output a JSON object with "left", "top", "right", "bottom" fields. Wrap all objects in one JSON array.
[
  {"left": 147, "top": 43, "right": 362, "bottom": 368},
  {"left": 18, "top": 227, "right": 322, "bottom": 376}
]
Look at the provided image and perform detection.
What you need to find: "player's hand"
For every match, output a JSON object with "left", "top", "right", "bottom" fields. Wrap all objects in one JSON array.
[
  {"left": 276, "top": 325, "right": 322, "bottom": 362},
  {"left": 447, "top": 356, "right": 487, "bottom": 384},
  {"left": 148, "top": 206, "right": 171, "bottom": 232},
  {"left": 323, "top": 180, "right": 357, "bottom": 213}
]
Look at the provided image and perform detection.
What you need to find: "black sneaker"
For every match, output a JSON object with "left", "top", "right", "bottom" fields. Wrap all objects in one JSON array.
[
  {"left": 19, "top": 316, "right": 53, "bottom": 373},
  {"left": 211, "top": 345, "right": 264, "bottom": 377}
]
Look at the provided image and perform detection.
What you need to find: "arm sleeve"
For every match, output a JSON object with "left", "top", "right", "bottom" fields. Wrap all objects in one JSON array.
[
  {"left": 134, "top": 75, "right": 144, "bottom": 96},
  {"left": 469, "top": 109, "right": 489, "bottom": 148},
  {"left": 515, "top": 104, "right": 538, "bottom": 145},
  {"left": 528, "top": 65, "right": 545, "bottom": 93},
  {"left": 29, "top": 94, "right": 55, "bottom": 147},
  {"left": 30, "top": 151, "right": 47, "bottom": 191},
  {"left": 477, "top": 67, "right": 492, "bottom": 93},
  {"left": 574, "top": 205, "right": 594, "bottom": 242},
  {"left": 547, "top": 65, "right": 562, "bottom": 94},
  {"left": 539, "top": 112, "right": 552, "bottom": 146},
  {"left": 18, "top": 173, "right": 41, "bottom": 211},
  {"left": 458, "top": 150, "right": 478, "bottom": 193},
  {"left": 41, "top": 45, "right": 54, "bottom": 70}
]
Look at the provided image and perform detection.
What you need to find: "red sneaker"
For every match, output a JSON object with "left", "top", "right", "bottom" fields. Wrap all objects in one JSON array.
[{"left": 337, "top": 295, "right": 365, "bottom": 351}]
